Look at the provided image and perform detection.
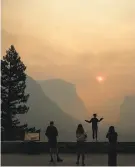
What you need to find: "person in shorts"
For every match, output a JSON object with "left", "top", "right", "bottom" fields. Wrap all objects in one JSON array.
[{"left": 45, "top": 121, "right": 63, "bottom": 162}]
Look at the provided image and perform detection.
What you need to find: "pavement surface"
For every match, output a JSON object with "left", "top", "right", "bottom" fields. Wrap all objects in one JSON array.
[{"left": 1, "top": 153, "right": 135, "bottom": 166}]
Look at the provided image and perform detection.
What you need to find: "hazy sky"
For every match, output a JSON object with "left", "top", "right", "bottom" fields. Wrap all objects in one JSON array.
[{"left": 2, "top": 0, "right": 135, "bottom": 121}]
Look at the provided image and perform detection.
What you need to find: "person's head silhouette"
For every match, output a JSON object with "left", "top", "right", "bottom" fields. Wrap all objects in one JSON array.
[
  {"left": 93, "top": 114, "right": 97, "bottom": 118},
  {"left": 76, "top": 124, "right": 84, "bottom": 134},
  {"left": 108, "top": 126, "right": 115, "bottom": 133},
  {"left": 50, "top": 121, "right": 54, "bottom": 126}
]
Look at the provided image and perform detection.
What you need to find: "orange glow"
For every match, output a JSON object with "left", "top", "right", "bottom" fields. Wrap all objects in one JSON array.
[
  {"left": 96, "top": 76, "right": 104, "bottom": 83},
  {"left": 2, "top": 0, "right": 135, "bottom": 122}
]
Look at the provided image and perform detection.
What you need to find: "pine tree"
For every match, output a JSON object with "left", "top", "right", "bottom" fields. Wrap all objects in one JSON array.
[{"left": 1, "top": 45, "right": 29, "bottom": 140}]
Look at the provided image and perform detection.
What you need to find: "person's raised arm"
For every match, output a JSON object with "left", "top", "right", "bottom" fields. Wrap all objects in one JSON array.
[
  {"left": 85, "top": 118, "right": 92, "bottom": 123},
  {"left": 98, "top": 117, "right": 104, "bottom": 122}
]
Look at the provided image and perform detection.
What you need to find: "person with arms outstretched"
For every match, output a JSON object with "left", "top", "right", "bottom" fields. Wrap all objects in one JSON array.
[
  {"left": 85, "top": 114, "right": 103, "bottom": 141},
  {"left": 45, "top": 121, "right": 63, "bottom": 163}
]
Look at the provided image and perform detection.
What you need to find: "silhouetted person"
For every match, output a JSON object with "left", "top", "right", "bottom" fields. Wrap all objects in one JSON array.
[
  {"left": 106, "top": 126, "right": 118, "bottom": 166},
  {"left": 45, "top": 121, "right": 63, "bottom": 163},
  {"left": 85, "top": 114, "right": 103, "bottom": 141},
  {"left": 76, "top": 124, "right": 87, "bottom": 166}
]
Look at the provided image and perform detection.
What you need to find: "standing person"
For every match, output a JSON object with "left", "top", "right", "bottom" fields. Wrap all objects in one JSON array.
[
  {"left": 106, "top": 126, "right": 118, "bottom": 166},
  {"left": 85, "top": 114, "right": 103, "bottom": 141},
  {"left": 45, "top": 121, "right": 63, "bottom": 163},
  {"left": 76, "top": 124, "right": 87, "bottom": 166}
]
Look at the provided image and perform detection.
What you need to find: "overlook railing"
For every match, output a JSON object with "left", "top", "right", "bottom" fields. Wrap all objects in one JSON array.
[{"left": 1, "top": 141, "right": 135, "bottom": 154}]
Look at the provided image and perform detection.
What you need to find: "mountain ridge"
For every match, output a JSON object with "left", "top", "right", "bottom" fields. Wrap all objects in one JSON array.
[
  {"left": 19, "top": 76, "right": 80, "bottom": 141},
  {"left": 38, "top": 78, "right": 89, "bottom": 121}
]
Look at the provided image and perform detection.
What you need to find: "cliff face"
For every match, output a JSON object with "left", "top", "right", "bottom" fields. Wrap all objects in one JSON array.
[
  {"left": 120, "top": 96, "right": 135, "bottom": 127},
  {"left": 117, "top": 95, "right": 135, "bottom": 141},
  {"left": 19, "top": 76, "right": 79, "bottom": 141},
  {"left": 39, "top": 79, "right": 89, "bottom": 121}
]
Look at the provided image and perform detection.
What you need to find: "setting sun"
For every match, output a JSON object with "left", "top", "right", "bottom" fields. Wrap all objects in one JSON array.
[{"left": 96, "top": 76, "right": 104, "bottom": 83}]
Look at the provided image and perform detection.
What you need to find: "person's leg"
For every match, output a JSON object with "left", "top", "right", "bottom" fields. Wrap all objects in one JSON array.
[
  {"left": 76, "top": 142, "right": 80, "bottom": 165},
  {"left": 50, "top": 148, "right": 53, "bottom": 162},
  {"left": 112, "top": 153, "right": 117, "bottom": 166},
  {"left": 49, "top": 140, "right": 57, "bottom": 162},
  {"left": 76, "top": 152, "right": 80, "bottom": 165},
  {"left": 82, "top": 143, "right": 85, "bottom": 166},
  {"left": 108, "top": 152, "right": 116, "bottom": 166},
  {"left": 95, "top": 128, "right": 98, "bottom": 141},
  {"left": 115, "top": 154, "right": 117, "bottom": 166},
  {"left": 56, "top": 147, "right": 59, "bottom": 158},
  {"left": 108, "top": 154, "right": 111, "bottom": 166},
  {"left": 52, "top": 140, "right": 60, "bottom": 161},
  {"left": 56, "top": 148, "right": 60, "bottom": 160},
  {"left": 82, "top": 153, "right": 85, "bottom": 166},
  {"left": 48, "top": 140, "right": 53, "bottom": 162},
  {"left": 56, "top": 145, "right": 63, "bottom": 162},
  {"left": 92, "top": 128, "right": 95, "bottom": 140}
]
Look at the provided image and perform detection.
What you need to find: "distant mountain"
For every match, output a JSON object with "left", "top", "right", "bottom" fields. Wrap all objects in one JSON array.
[
  {"left": 120, "top": 95, "right": 135, "bottom": 126},
  {"left": 117, "top": 95, "right": 135, "bottom": 141},
  {"left": 38, "top": 79, "right": 89, "bottom": 121},
  {"left": 19, "top": 76, "right": 79, "bottom": 141}
]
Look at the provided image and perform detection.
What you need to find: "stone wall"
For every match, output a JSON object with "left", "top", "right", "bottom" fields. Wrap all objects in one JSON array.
[{"left": 1, "top": 142, "right": 135, "bottom": 154}]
